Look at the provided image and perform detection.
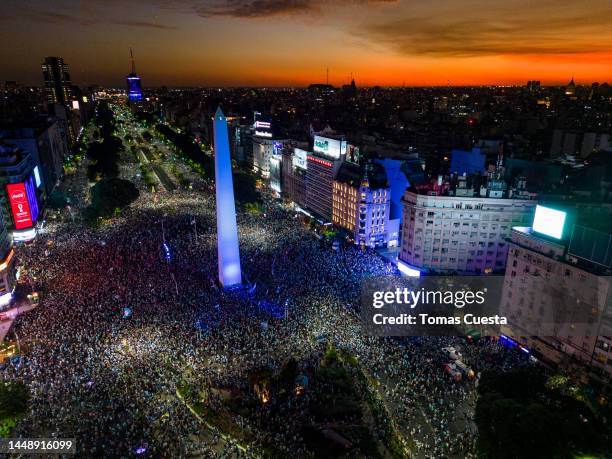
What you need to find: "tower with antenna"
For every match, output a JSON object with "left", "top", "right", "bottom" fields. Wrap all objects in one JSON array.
[{"left": 126, "top": 47, "right": 143, "bottom": 102}]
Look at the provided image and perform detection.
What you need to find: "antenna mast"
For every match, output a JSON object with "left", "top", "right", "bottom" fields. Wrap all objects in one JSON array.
[{"left": 130, "top": 47, "right": 136, "bottom": 74}]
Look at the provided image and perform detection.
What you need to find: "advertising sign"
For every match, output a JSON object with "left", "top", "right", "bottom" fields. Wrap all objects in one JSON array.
[
  {"left": 346, "top": 144, "right": 361, "bottom": 164},
  {"left": 269, "top": 156, "right": 282, "bottom": 193},
  {"left": 254, "top": 113, "right": 273, "bottom": 138},
  {"left": 313, "top": 135, "right": 346, "bottom": 159},
  {"left": 532, "top": 205, "right": 566, "bottom": 240},
  {"left": 26, "top": 175, "right": 39, "bottom": 223},
  {"left": 7, "top": 183, "right": 33, "bottom": 229},
  {"left": 293, "top": 148, "right": 308, "bottom": 170},
  {"left": 33, "top": 166, "right": 42, "bottom": 188}
]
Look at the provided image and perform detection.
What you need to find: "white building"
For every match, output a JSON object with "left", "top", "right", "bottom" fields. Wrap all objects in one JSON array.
[
  {"left": 399, "top": 192, "right": 536, "bottom": 274},
  {"left": 500, "top": 219, "right": 612, "bottom": 387}
]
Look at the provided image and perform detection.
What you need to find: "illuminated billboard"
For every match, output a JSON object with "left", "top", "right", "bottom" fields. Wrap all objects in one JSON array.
[
  {"left": 254, "top": 113, "right": 272, "bottom": 138},
  {"left": 313, "top": 135, "right": 347, "bottom": 159},
  {"left": 33, "top": 166, "right": 42, "bottom": 188},
  {"left": 254, "top": 130, "right": 272, "bottom": 138},
  {"left": 7, "top": 183, "right": 33, "bottom": 229},
  {"left": 346, "top": 144, "right": 361, "bottom": 164},
  {"left": 269, "top": 156, "right": 282, "bottom": 193},
  {"left": 273, "top": 141, "right": 283, "bottom": 155},
  {"left": 532, "top": 205, "right": 566, "bottom": 239},
  {"left": 293, "top": 148, "right": 308, "bottom": 170},
  {"left": 255, "top": 120, "right": 271, "bottom": 129},
  {"left": 26, "top": 175, "right": 39, "bottom": 223}
]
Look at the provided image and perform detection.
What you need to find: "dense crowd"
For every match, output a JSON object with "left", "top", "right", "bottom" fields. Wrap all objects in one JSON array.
[{"left": 1, "top": 123, "right": 532, "bottom": 458}]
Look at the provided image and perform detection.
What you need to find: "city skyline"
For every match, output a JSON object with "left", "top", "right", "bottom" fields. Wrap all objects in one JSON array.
[{"left": 1, "top": 0, "right": 612, "bottom": 87}]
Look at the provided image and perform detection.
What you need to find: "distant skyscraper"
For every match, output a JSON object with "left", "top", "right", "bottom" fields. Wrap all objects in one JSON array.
[
  {"left": 213, "top": 107, "right": 242, "bottom": 288},
  {"left": 42, "top": 57, "right": 72, "bottom": 106},
  {"left": 126, "top": 48, "right": 143, "bottom": 102}
]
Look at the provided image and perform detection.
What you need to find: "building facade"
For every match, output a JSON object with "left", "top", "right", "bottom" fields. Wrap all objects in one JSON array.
[
  {"left": 282, "top": 147, "right": 308, "bottom": 207},
  {"left": 399, "top": 192, "right": 536, "bottom": 274},
  {"left": 500, "top": 224, "right": 612, "bottom": 387},
  {"left": 0, "top": 210, "right": 15, "bottom": 309},
  {"left": 1, "top": 122, "right": 67, "bottom": 196},
  {"left": 0, "top": 143, "right": 40, "bottom": 240},
  {"left": 305, "top": 153, "right": 343, "bottom": 221},
  {"left": 42, "top": 57, "right": 72, "bottom": 106},
  {"left": 252, "top": 137, "right": 284, "bottom": 179},
  {"left": 332, "top": 162, "right": 395, "bottom": 248}
]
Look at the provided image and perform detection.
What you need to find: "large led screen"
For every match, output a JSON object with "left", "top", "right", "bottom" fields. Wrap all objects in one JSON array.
[
  {"left": 7, "top": 183, "right": 33, "bottom": 229},
  {"left": 532, "top": 205, "right": 566, "bottom": 239}
]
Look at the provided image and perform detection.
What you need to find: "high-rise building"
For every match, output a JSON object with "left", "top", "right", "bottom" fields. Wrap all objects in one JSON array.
[
  {"left": 0, "top": 209, "right": 15, "bottom": 309},
  {"left": 1, "top": 121, "right": 68, "bottom": 196},
  {"left": 42, "top": 57, "right": 72, "bottom": 106},
  {"left": 282, "top": 147, "right": 307, "bottom": 208},
  {"left": 332, "top": 162, "right": 398, "bottom": 248},
  {"left": 252, "top": 137, "right": 284, "bottom": 178},
  {"left": 399, "top": 191, "right": 535, "bottom": 275},
  {"left": 126, "top": 48, "right": 143, "bottom": 102},
  {"left": 305, "top": 134, "right": 347, "bottom": 221},
  {"left": 0, "top": 142, "right": 40, "bottom": 241},
  {"left": 500, "top": 206, "right": 612, "bottom": 387}
]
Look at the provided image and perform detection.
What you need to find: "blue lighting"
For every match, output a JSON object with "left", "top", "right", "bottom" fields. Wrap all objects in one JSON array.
[
  {"left": 26, "top": 175, "right": 39, "bottom": 223},
  {"left": 398, "top": 260, "right": 421, "bottom": 277},
  {"left": 126, "top": 73, "right": 142, "bottom": 101},
  {"left": 499, "top": 335, "right": 518, "bottom": 349},
  {"left": 163, "top": 242, "right": 172, "bottom": 261},
  {"left": 214, "top": 107, "right": 242, "bottom": 288}
]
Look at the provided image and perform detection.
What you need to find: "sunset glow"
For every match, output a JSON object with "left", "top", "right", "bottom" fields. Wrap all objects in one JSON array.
[{"left": 1, "top": 0, "right": 611, "bottom": 86}]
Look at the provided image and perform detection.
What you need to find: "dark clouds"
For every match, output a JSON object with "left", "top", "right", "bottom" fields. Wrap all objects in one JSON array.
[
  {"left": 1, "top": 3, "right": 175, "bottom": 29},
  {"left": 363, "top": 3, "right": 612, "bottom": 57},
  {"left": 195, "top": 0, "right": 397, "bottom": 18}
]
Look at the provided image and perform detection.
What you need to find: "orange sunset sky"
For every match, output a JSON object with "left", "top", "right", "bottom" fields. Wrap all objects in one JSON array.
[{"left": 1, "top": 0, "right": 611, "bottom": 87}]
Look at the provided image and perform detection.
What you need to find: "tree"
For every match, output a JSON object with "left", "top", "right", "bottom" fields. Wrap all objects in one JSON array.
[
  {"left": 475, "top": 369, "right": 608, "bottom": 458},
  {"left": 0, "top": 381, "right": 28, "bottom": 419},
  {"left": 85, "top": 178, "right": 139, "bottom": 219}
]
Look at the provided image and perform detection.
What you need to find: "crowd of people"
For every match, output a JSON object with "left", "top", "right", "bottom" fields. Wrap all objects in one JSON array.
[{"left": 1, "top": 115, "right": 532, "bottom": 458}]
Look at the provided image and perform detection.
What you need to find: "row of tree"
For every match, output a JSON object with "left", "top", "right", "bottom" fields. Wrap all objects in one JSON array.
[{"left": 475, "top": 367, "right": 609, "bottom": 458}]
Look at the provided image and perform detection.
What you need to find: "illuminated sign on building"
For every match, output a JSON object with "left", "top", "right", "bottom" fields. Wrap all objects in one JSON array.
[
  {"left": 307, "top": 155, "right": 333, "bottom": 168},
  {"left": 253, "top": 113, "right": 272, "bottom": 138},
  {"left": 26, "top": 175, "right": 39, "bottom": 223},
  {"left": 293, "top": 148, "right": 308, "bottom": 170},
  {"left": 269, "top": 156, "right": 282, "bottom": 193},
  {"left": 313, "top": 135, "right": 347, "bottom": 159},
  {"left": 33, "top": 166, "right": 42, "bottom": 188},
  {"left": 346, "top": 144, "right": 361, "bottom": 164},
  {"left": 255, "top": 121, "right": 271, "bottom": 129},
  {"left": 7, "top": 183, "right": 33, "bottom": 229},
  {"left": 71, "top": 100, "right": 80, "bottom": 110},
  {"left": 532, "top": 205, "right": 567, "bottom": 240}
]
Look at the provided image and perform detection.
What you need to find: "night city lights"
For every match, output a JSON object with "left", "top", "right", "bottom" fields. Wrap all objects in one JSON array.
[{"left": 0, "top": 0, "right": 611, "bottom": 457}]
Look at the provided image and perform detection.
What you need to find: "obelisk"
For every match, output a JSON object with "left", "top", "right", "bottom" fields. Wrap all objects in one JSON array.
[{"left": 213, "top": 107, "right": 242, "bottom": 287}]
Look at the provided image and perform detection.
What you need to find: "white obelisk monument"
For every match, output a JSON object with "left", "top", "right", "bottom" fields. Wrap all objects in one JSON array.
[{"left": 213, "top": 107, "right": 242, "bottom": 287}]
